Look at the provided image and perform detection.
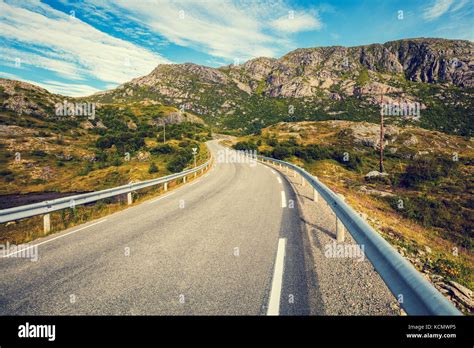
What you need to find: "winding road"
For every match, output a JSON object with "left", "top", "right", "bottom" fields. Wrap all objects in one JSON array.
[{"left": 0, "top": 140, "right": 313, "bottom": 315}]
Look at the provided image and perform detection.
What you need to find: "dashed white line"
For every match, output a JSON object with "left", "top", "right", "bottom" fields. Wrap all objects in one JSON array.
[
  {"left": 2, "top": 219, "right": 108, "bottom": 258},
  {"left": 267, "top": 238, "right": 287, "bottom": 315},
  {"left": 271, "top": 169, "right": 276, "bottom": 174},
  {"left": 281, "top": 191, "right": 287, "bottom": 208},
  {"left": 277, "top": 177, "right": 282, "bottom": 184}
]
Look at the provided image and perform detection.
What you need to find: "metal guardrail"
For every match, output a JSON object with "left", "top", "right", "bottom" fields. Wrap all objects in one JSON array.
[
  {"left": 0, "top": 158, "right": 212, "bottom": 224},
  {"left": 257, "top": 155, "right": 462, "bottom": 316}
]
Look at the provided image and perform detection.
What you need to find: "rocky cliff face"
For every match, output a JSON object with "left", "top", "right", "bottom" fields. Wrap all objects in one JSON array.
[
  {"left": 95, "top": 38, "right": 473, "bottom": 102},
  {"left": 224, "top": 38, "right": 473, "bottom": 98}
]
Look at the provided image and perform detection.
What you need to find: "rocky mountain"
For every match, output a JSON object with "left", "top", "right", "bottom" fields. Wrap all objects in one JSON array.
[
  {"left": 87, "top": 38, "right": 474, "bottom": 136},
  {"left": 0, "top": 79, "right": 64, "bottom": 119}
]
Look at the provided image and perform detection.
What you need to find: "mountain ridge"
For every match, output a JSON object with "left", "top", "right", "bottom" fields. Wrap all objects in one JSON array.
[{"left": 2, "top": 37, "right": 473, "bottom": 135}]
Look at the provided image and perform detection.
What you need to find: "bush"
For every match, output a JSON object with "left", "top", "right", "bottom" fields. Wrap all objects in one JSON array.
[
  {"left": 234, "top": 141, "right": 258, "bottom": 152},
  {"left": 78, "top": 162, "right": 93, "bottom": 176},
  {"left": 148, "top": 162, "right": 159, "bottom": 174},
  {"left": 386, "top": 195, "right": 468, "bottom": 242},
  {"left": 151, "top": 144, "right": 174, "bottom": 154},
  {"left": 271, "top": 146, "right": 292, "bottom": 160},
  {"left": 166, "top": 151, "right": 193, "bottom": 173},
  {"left": 293, "top": 144, "right": 332, "bottom": 162},
  {"left": 0, "top": 169, "right": 13, "bottom": 176},
  {"left": 267, "top": 138, "right": 279, "bottom": 147},
  {"left": 333, "top": 150, "right": 363, "bottom": 171},
  {"left": 399, "top": 157, "right": 459, "bottom": 187},
  {"left": 178, "top": 140, "right": 191, "bottom": 148},
  {"left": 96, "top": 132, "right": 145, "bottom": 152},
  {"left": 31, "top": 150, "right": 47, "bottom": 157}
]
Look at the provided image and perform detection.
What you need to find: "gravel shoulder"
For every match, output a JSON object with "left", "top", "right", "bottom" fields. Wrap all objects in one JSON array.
[{"left": 267, "top": 162, "right": 401, "bottom": 315}]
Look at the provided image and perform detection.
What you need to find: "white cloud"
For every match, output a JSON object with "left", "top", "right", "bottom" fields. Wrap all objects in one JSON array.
[
  {"left": 270, "top": 12, "right": 322, "bottom": 33},
  {"left": 76, "top": 0, "right": 323, "bottom": 62},
  {"left": 450, "top": 0, "right": 470, "bottom": 12},
  {"left": 0, "top": 72, "right": 100, "bottom": 97},
  {"left": 1, "top": 47, "right": 86, "bottom": 81},
  {"left": 0, "top": 0, "right": 170, "bottom": 87},
  {"left": 39, "top": 80, "right": 102, "bottom": 97},
  {"left": 422, "top": 0, "right": 454, "bottom": 21}
]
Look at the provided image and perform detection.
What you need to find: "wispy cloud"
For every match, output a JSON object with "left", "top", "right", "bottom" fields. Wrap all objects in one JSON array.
[
  {"left": 423, "top": 0, "right": 454, "bottom": 21},
  {"left": 67, "top": 0, "right": 324, "bottom": 62},
  {"left": 270, "top": 11, "right": 322, "bottom": 33},
  {"left": 0, "top": 0, "right": 170, "bottom": 94},
  {"left": 0, "top": 71, "right": 101, "bottom": 96},
  {"left": 422, "top": 0, "right": 469, "bottom": 21}
]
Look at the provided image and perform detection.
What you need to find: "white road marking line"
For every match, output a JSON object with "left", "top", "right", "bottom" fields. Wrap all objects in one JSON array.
[
  {"left": 277, "top": 177, "right": 282, "bottom": 184},
  {"left": 267, "top": 238, "right": 287, "bottom": 316},
  {"left": 2, "top": 219, "right": 108, "bottom": 258},
  {"left": 271, "top": 169, "right": 276, "bottom": 174},
  {"left": 281, "top": 191, "right": 287, "bottom": 208},
  {"left": 148, "top": 192, "right": 175, "bottom": 204}
]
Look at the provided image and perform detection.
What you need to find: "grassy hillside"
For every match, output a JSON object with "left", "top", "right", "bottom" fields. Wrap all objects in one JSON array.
[{"left": 0, "top": 102, "right": 211, "bottom": 198}]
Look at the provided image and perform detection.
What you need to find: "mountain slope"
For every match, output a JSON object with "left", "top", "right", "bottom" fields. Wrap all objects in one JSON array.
[{"left": 88, "top": 38, "right": 474, "bottom": 135}]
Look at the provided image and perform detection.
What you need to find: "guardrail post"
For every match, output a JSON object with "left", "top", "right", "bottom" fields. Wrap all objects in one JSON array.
[
  {"left": 194, "top": 171, "right": 197, "bottom": 178},
  {"left": 43, "top": 214, "right": 51, "bottom": 234},
  {"left": 183, "top": 176, "right": 186, "bottom": 183},
  {"left": 313, "top": 188, "right": 318, "bottom": 202},
  {"left": 127, "top": 192, "right": 133, "bottom": 205},
  {"left": 301, "top": 175, "right": 305, "bottom": 186},
  {"left": 336, "top": 194, "right": 345, "bottom": 243},
  {"left": 164, "top": 182, "right": 168, "bottom": 191}
]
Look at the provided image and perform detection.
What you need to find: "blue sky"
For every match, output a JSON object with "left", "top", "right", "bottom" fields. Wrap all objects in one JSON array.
[{"left": 0, "top": 0, "right": 472, "bottom": 96}]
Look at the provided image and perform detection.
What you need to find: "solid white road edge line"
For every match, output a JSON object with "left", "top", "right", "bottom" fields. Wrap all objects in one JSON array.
[
  {"left": 267, "top": 238, "right": 287, "bottom": 315},
  {"left": 281, "top": 191, "right": 287, "bottom": 208},
  {"left": 2, "top": 219, "right": 108, "bottom": 257}
]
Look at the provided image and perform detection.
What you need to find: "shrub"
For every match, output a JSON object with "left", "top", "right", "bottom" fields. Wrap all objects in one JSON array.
[
  {"left": 267, "top": 138, "right": 279, "bottom": 147},
  {"left": 0, "top": 169, "right": 13, "bottom": 176},
  {"left": 271, "top": 146, "right": 292, "bottom": 160},
  {"left": 78, "top": 162, "right": 93, "bottom": 176},
  {"left": 166, "top": 151, "right": 193, "bottom": 173},
  {"left": 31, "top": 150, "right": 47, "bottom": 157},
  {"left": 399, "top": 157, "right": 459, "bottom": 187},
  {"left": 151, "top": 144, "right": 174, "bottom": 154},
  {"left": 95, "top": 132, "right": 145, "bottom": 152},
  {"left": 333, "top": 150, "right": 363, "bottom": 171},
  {"left": 234, "top": 141, "right": 258, "bottom": 152},
  {"left": 148, "top": 162, "right": 159, "bottom": 174}
]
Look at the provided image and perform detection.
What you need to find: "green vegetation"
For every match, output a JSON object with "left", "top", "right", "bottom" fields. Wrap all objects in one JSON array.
[
  {"left": 148, "top": 162, "right": 159, "bottom": 174},
  {"left": 356, "top": 68, "right": 370, "bottom": 86},
  {"left": 0, "top": 99, "right": 212, "bottom": 196}
]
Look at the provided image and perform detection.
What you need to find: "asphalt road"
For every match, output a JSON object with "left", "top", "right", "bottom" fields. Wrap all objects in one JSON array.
[{"left": 0, "top": 140, "right": 312, "bottom": 315}]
